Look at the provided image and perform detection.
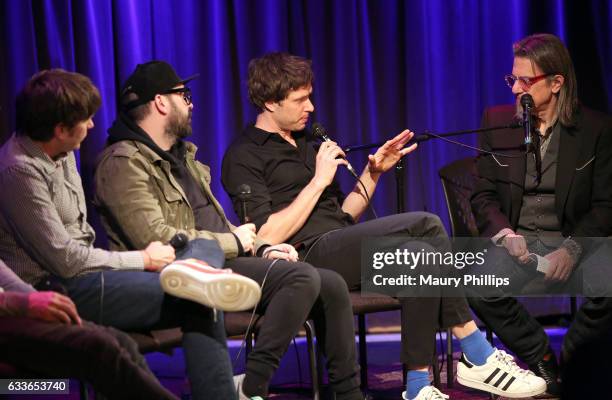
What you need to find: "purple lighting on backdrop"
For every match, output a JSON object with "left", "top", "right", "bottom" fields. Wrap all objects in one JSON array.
[{"left": 0, "top": 0, "right": 610, "bottom": 236}]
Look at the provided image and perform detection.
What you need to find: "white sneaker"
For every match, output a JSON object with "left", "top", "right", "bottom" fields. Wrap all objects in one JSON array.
[
  {"left": 457, "top": 349, "right": 547, "bottom": 398},
  {"left": 160, "top": 259, "right": 261, "bottom": 311},
  {"left": 233, "top": 374, "right": 264, "bottom": 400},
  {"left": 402, "top": 386, "right": 449, "bottom": 400}
]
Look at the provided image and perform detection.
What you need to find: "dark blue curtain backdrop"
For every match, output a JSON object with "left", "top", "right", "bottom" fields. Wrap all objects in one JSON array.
[{"left": 0, "top": 0, "right": 610, "bottom": 241}]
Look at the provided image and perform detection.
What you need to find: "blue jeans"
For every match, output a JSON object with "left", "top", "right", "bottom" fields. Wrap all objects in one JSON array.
[{"left": 60, "top": 239, "right": 235, "bottom": 400}]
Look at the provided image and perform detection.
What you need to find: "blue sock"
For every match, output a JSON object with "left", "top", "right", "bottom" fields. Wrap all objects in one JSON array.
[
  {"left": 406, "top": 370, "right": 429, "bottom": 399},
  {"left": 460, "top": 329, "right": 495, "bottom": 366}
]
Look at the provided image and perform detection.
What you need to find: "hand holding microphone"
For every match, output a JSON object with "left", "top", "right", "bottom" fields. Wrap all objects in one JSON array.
[
  {"left": 237, "top": 184, "right": 252, "bottom": 224},
  {"left": 233, "top": 223, "right": 256, "bottom": 254},
  {"left": 142, "top": 241, "right": 176, "bottom": 272},
  {"left": 170, "top": 232, "right": 189, "bottom": 250},
  {"left": 312, "top": 123, "right": 416, "bottom": 179},
  {"left": 312, "top": 123, "right": 356, "bottom": 181},
  {"left": 312, "top": 140, "right": 349, "bottom": 188}
]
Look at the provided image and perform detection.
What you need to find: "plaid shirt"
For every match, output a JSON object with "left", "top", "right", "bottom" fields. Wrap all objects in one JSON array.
[{"left": 0, "top": 134, "right": 143, "bottom": 285}]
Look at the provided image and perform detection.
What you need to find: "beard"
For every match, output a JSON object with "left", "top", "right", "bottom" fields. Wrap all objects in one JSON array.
[{"left": 165, "top": 102, "right": 192, "bottom": 140}]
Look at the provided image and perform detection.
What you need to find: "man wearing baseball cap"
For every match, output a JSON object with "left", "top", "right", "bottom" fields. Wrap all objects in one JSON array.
[
  {"left": 95, "top": 61, "right": 364, "bottom": 400},
  {"left": 0, "top": 68, "right": 244, "bottom": 399}
]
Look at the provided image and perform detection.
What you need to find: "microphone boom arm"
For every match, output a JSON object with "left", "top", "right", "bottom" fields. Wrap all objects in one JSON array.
[{"left": 343, "top": 123, "right": 521, "bottom": 153}]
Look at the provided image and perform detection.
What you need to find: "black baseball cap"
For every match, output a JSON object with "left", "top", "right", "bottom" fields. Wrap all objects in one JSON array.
[{"left": 120, "top": 61, "right": 198, "bottom": 110}]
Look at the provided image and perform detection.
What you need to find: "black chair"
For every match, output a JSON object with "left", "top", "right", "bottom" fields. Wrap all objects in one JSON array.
[
  {"left": 128, "top": 313, "right": 322, "bottom": 400},
  {"left": 225, "top": 312, "right": 321, "bottom": 400},
  {"left": 438, "top": 156, "right": 479, "bottom": 239},
  {"left": 439, "top": 155, "right": 578, "bottom": 305},
  {"left": 350, "top": 291, "right": 446, "bottom": 391},
  {"left": 350, "top": 292, "right": 403, "bottom": 390},
  {"left": 439, "top": 156, "right": 577, "bottom": 398}
]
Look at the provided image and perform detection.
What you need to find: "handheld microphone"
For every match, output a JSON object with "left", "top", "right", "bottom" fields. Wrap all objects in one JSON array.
[
  {"left": 237, "top": 184, "right": 252, "bottom": 224},
  {"left": 520, "top": 94, "right": 535, "bottom": 152},
  {"left": 169, "top": 233, "right": 189, "bottom": 250},
  {"left": 311, "top": 123, "right": 359, "bottom": 177}
]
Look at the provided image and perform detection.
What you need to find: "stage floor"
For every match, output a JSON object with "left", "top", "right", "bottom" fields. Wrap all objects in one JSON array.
[
  {"left": 3, "top": 327, "right": 566, "bottom": 399},
  {"left": 150, "top": 327, "right": 566, "bottom": 400}
]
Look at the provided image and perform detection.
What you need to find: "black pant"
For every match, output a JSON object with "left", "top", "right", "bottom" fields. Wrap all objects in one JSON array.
[
  {"left": 227, "top": 257, "right": 360, "bottom": 399},
  {"left": 468, "top": 243, "right": 612, "bottom": 365},
  {"left": 303, "top": 212, "right": 473, "bottom": 367},
  {"left": 563, "top": 297, "right": 612, "bottom": 361},
  {"left": 0, "top": 318, "right": 177, "bottom": 400}
]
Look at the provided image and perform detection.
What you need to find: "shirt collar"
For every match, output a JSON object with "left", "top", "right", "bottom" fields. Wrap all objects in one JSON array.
[
  {"left": 536, "top": 119, "right": 560, "bottom": 141},
  {"left": 15, "top": 134, "right": 66, "bottom": 174},
  {"left": 244, "top": 125, "right": 307, "bottom": 146},
  {"left": 244, "top": 125, "right": 276, "bottom": 146}
]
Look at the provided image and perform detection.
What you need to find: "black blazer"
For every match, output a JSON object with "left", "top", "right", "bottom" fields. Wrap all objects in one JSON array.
[{"left": 471, "top": 104, "right": 612, "bottom": 240}]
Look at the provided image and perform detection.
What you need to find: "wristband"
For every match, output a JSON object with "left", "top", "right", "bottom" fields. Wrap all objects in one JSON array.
[{"left": 561, "top": 237, "right": 582, "bottom": 264}]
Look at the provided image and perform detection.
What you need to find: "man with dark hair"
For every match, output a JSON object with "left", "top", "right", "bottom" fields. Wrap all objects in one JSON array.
[
  {"left": 0, "top": 69, "right": 249, "bottom": 399},
  {"left": 94, "top": 61, "right": 364, "bottom": 400},
  {"left": 0, "top": 259, "right": 178, "bottom": 400},
  {"left": 15, "top": 69, "right": 102, "bottom": 143},
  {"left": 470, "top": 33, "right": 612, "bottom": 395},
  {"left": 222, "top": 52, "right": 545, "bottom": 400}
]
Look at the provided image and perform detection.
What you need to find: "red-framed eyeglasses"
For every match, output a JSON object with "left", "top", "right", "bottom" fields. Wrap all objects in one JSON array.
[{"left": 504, "top": 74, "right": 552, "bottom": 90}]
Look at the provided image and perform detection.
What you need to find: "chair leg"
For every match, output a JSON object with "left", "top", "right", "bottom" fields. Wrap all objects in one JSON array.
[
  {"left": 304, "top": 320, "right": 320, "bottom": 400},
  {"left": 245, "top": 315, "right": 261, "bottom": 357},
  {"left": 485, "top": 327, "right": 493, "bottom": 344},
  {"left": 446, "top": 328, "right": 453, "bottom": 388},
  {"left": 432, "top": 343, "right": 441, "bottom": 388},
  {"left": 358, "top": 314, "right": 368, "bottom": 390},
  {"left": 246, "top": 330, "right": 253, "bottom": 356},
  {"left": 315, "top": 332, "right": 325, "bottom": 391}
]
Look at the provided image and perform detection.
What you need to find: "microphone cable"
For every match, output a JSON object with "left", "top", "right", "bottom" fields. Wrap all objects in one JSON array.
[
  {"left": 350, "top": 166, "right": 379, "bottom": 219},
  {"left": 98, "top": 271, "right": 105, "bottom": 325},
  {"left": 419, "top": 130, "right": 524, "bottom": 160},
  {"left": 232, "top": 258, "right": 280, "bottom": 368}
]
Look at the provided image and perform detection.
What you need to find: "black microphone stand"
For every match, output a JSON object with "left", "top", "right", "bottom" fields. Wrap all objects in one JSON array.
[
  {"left": 344, "top": 123, "right": 520, "bottom": 153},
  {"left": 344, "top": 123, "right": 521, "bottom": 213}
]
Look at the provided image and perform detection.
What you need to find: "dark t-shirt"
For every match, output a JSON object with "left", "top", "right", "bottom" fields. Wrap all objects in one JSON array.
[
  {"left": 221, "top": 125, "right": 354, "bottom": 247},
  {"left": 169, "top": 142, "right": 229, "bottom": 233}
]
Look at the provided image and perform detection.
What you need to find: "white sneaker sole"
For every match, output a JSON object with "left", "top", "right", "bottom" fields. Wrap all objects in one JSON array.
[
  {"left": 457, "top": 374, "right": 547, "bottom": 398},
  {"left": 160, "top": 262, "right": 261, "bottom": 312}
]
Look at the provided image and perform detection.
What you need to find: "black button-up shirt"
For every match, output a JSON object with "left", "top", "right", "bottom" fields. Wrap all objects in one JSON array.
[{"left": 221, "top": 125, "right": 355, "bottom": 247}]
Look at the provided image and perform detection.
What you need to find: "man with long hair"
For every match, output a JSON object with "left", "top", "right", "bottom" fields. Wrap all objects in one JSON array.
[{"left": 470, "top": 33, "right": 612, "bottom": 396}]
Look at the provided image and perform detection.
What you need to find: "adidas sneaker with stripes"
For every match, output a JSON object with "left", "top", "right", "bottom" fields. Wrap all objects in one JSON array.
[{"left": 457, "top": 349, "right": 547, "bottom": 398}]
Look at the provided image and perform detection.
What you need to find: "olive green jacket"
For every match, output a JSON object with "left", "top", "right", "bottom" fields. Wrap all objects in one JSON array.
[{"left": 94, "top": 140, "right": 268, "bottom": 259}]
